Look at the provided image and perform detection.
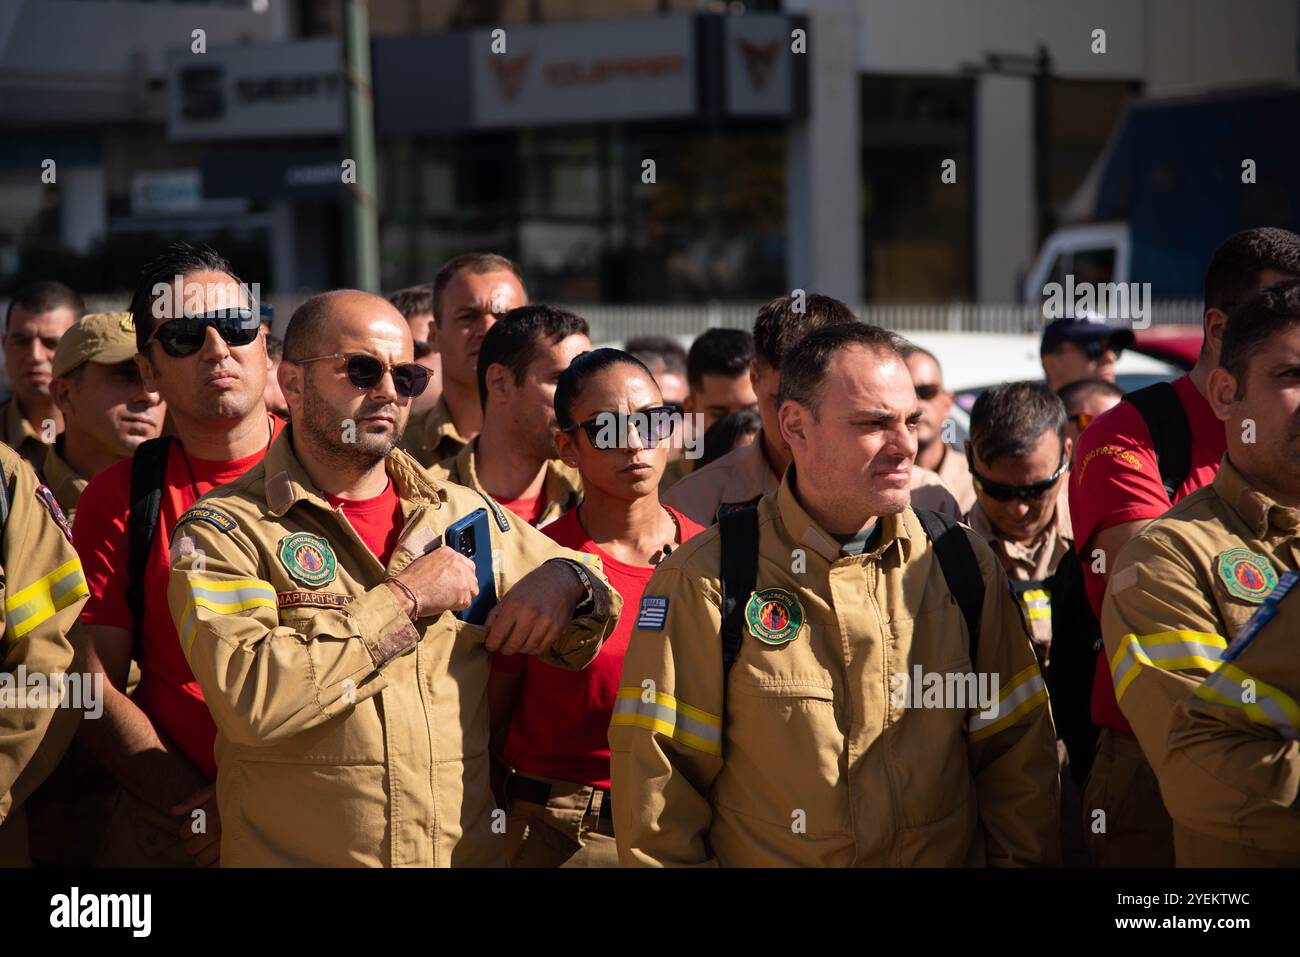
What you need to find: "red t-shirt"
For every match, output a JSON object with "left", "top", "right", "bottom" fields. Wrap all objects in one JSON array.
[
  {"left": 72, "top": 418, "right": 285, "bottom": 781},
  {"left": 1067, "top": 375, "right": 1226, "bottom": 734},
  {"left": 495, "top": 505, "right": 704, "bottom": 789},
  {"left": 324, "top": 479, "right": 403, "bottom": 566},
  {"left": 497, "top": 490, "right": 544, "bottom": 526}
]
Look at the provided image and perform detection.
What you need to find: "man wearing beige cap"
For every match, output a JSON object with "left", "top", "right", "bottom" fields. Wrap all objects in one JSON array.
[{"left": 43, "top": 312, "right": 165, "bottom": 521}]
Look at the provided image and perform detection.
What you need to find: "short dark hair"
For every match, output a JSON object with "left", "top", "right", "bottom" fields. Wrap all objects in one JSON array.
[
  {"left": 969, "top": 381, "right": 1067, "bottom": 465},
  {"left": 625, "top": 335, "right": 687, "bottom": 379},
  {"left": 477, "top": 304, "right": 589, "bottom": 409},
  {"left": 129, "top": 241, "right": 243, "bottom": 352},
  {"left": 387, "top": 284, "right": 433, "bottom": 321},
  {"left": 4, "top": 280, "right": 85, "bottom": 333},
  {"left": 431, "top": 253, "right": 523, "bottom": 326},
  {"left": 1056, "top": 377, "right": 1123, "bottom": 415},
  {"left": 895, "top": 340, "right": 939, "bottom": 366},
  {"left": 1204, "top": 227, "right": 1300, "bottom": 316},
  {"left": 687, "top": 328, "right": 754, "bottom": 390},
  {"left": 554, "top": 347, "right": 657, "bottom": 431},
  {"left": 699, "top": 407, "right": 762, "bottom": 468},
  {"left": 1219, "top": 279, "right": 1300, "bottom": 398},
  {"left": 777, "top": 323, "right": 904, "bottom": 417},
  {"left": 752, "top": 294, "right": 858, "bottom": 370}
]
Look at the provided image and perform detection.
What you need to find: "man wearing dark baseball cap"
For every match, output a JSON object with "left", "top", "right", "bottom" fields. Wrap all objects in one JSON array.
[{"left": 1040, "top": 318, "right": 1135, "bottom": 391}]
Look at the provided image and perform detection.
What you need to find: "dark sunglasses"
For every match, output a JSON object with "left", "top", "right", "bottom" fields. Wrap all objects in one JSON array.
[
  {"left": 1082, "top": 337, "right": 1123, "bottom": 361},
  {"left": 967, "top": 447, "right": 1068, "bottom": 502},
  {"left": 914, "top": 383, "right": 942, "bottom": 401},
  {"left": 146, "top": 308, "right": 260, "bottom": 358},
  {"left": 563, "top": 406, "right": 678, "bottom": 451},
  {"left": 290, "top": 352, "right": 432, "bottom": 399}
]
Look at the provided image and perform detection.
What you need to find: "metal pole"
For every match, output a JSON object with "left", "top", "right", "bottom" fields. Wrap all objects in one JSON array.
[{"left": 342, "top": 0, "right": 380, "bottom": 291}]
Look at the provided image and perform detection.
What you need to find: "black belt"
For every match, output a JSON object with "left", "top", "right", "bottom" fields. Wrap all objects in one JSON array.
[{"left": 508, "top": 774, "right": 613, "bottom": 821}]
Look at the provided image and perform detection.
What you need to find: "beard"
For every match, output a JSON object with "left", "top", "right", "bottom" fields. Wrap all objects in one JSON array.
[{"left": 300, "top": 377, "right": 404, "bottom": 472}]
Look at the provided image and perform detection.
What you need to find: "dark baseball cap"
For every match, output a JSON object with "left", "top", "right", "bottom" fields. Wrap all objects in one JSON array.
[{"left": 1040, "top": 317, "right": 1135, "bottom": 356}]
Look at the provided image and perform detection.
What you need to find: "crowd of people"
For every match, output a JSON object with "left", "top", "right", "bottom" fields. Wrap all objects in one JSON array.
[{"left": 0, "top": 225, "right": 1297, "bottom": 868}]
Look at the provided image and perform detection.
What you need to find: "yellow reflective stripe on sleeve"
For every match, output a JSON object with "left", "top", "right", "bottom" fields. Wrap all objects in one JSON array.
[
  {"left": 1195, "top": 662, "right": 1300, "bottom": 741},
  {"left": 1110, "top": 630, "right": 1227, "bottom": 702},
  {"left": 1019, "top": 588, "right": 1050, "bottom": 621},
  {"left": 967, "top": 663, "right": 1048, "bottom": 741},
  {"left": 610, "top": 686, "right": 723, "bottom": 755},
  {"left": 4, "top": 557, "right": 88, "bottom": 639},
  {"left": 180, "top": 578, "right": 278, "bottom": 658}
]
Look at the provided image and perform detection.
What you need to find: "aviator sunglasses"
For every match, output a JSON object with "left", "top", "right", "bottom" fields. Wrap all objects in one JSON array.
[
  {"left": 562, "top": 405, "right": 679, "bottom": 450},
  {"left": 145, "top": 308, "right": 261, "bottom": 358},
  {"left": 290, "top": 352, "right": 433, "bottom": 399},
  {"left": 966, "top": 447, "right": 1068, "bottom": 502}
]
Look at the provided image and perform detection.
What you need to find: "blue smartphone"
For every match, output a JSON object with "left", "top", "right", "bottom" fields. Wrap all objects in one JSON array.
[{"left": 443, "top": 508, "right": 498, "bottom": 625}]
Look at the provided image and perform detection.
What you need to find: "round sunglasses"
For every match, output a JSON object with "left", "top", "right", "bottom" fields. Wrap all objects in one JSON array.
[
  {"left": 290, "top": 352, "right": 432, "bottom": 399},
  {"left": 145, "top": 308, "right": 261, "bottom": 358}
]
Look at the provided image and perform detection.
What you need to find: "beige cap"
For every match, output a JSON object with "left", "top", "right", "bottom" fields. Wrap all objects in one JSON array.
[{"left": 52, "top": 312, "right": 139, "bottom": 380}]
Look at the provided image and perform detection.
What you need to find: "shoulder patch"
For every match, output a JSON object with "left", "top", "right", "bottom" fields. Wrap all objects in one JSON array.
[
  {"left": 34, "top": 484, "right": 74, "bottom": 544},
  {"left": 177, "top": 504, "right": 238, "bottom": 535},
  {"left": 745, "top": 587, "right": 805, "bottom": 646},
  {"left": 636, "top": 596, "right": 668, "bottom": 631},
  {"left": 277, "top": 532, "right": 338, "bottom": 587},
  {"left": 1216, "top": 548, "right": 1278, "bottom": 604},
  {"left": 1223, "top": 570, "right": 1297, "bottom": 661}
]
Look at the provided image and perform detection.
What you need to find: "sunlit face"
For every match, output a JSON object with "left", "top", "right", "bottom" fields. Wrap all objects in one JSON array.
[
  {"left": 4, "top": 304, "right": 77, "bottom": 404},
  {"left": 436, "top": 270, "right": 526, "bottom": 389},
  {"left": 780, "top": 346, "right": 920, "bottom": 521},
  {"left": 904, "top": 351, "right": 952, "bottom": 449},
  {"left": 136, "top": 270, "right": 266, "bottom": 423},
  {"left": 1209, "top": 322, "right": 1300, "bottom": 505},
  {"left": 1041, "top": 339, "right": 1119, "bottom": 391},
  {"left": 1064, "top": 389, "right": 1121, "bottom": 449},
  {"left": 686, "top": 371, "right": 757, "bottom": 432},
  {"left": 969, "top": 430, "right": 1069, "bottom": 544},
  {"left": 555, "top": 363, "right": 667, "bottom": 504},
  {"left": 505, "top": 332, "right": 590, "bottom": 461},
  {"left": 280, "top": 293, "right": 414, "bottom": 470},
  {"left": 54, "top": 360, "right": 165, "bottom": 462},
  {"left": 751, "top": 359, "right": 783, "bottom": 457}
]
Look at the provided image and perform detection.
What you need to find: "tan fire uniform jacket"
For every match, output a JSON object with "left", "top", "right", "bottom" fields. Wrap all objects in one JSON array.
[
  {"left": 428, "top": 436, "right": 581, "bottom": 528},
  {"left": 664, "top": 432, "right": 962, "bottom": 526},
  {"left": 0, "top": 395, "right": 48, "bottom": 471},
  {"left": 1162, "top": 585, "right": 1300, "bottom": 866},
  {"left": 610, "top": 468, "right": 1059, "bottom": 867},
  {"left": 1101, "top": 456, "right": 1298, "bottom": 865},
  {"left": 166, "top": 430, "right": 620, "bottom": 867},
  {"left": 0, "top": 442, "right": 89, "bottom": 864},
  {"left": 400, "top": 395, "right": 470, "bottom": 468},
  {"left": 39, "top": 439, "right": 88, "bottom": 524}
]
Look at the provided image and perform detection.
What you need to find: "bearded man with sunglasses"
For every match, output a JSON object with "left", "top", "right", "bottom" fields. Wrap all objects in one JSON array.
[
  {"left": 964, "top": 382, "right": 1073, "bottom": 663},
  {"left": 166, "top": 289, "right": 617, "bottom": 866},
  {"left": 72, "top": 242, "right": 283, "bottom": 867}
]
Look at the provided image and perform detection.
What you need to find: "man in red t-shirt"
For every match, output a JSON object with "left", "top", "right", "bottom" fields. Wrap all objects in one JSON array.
[
  {"left": 73, "top": 242, "right": 281, "bottom": 867},
  {"left": 492, "top": 347, "right": 704, "bottom": 867},
  {"left": 428, "top": 306, "right": 589, "bottom": 527},
  {"left": 1069, "top": 226, "right": 1300, "bottom": 866}
]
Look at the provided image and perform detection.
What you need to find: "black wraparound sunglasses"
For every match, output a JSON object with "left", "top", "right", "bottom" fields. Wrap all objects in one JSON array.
[
  {"left": 967, "top": 447, "right": 1068, "bottom": 502},
  {"left": 146, "top": 308, "right": 261, "bottom": 358},
  {"left": 290, "top": 352, "right": 432, "bottom": 398}
]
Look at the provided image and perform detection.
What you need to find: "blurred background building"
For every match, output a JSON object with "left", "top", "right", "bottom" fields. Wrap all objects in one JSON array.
[{"left": 1, "top": 0, "right": 1296, "bottom": 313}]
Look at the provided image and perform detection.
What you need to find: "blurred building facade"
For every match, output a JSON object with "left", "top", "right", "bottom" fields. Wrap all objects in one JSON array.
[{"left": 1, "top": 0, "right": 1296, "bottom": 307}]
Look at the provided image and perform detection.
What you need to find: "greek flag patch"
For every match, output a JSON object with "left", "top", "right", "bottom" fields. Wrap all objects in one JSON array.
[{"left": 636, "top": 596, "right": 668, "bottom": 631}]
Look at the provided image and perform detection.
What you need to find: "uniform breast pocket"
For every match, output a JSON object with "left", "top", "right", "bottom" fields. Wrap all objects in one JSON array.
[{"left": 715, "top": 674, "right": 853, "bottom": 837}]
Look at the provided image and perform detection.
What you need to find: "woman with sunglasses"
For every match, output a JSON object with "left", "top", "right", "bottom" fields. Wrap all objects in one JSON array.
[{"left": 490, "top": 348, "right": 705, "bottom": 867}]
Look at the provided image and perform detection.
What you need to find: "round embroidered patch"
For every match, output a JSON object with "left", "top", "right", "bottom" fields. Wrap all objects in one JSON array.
[
  {"left": 1216, "top": 548, "right": 1278, "bottom": 603},
  {"left": 745, "top": 587, "right": 805, "bottom": 645},
  {"left": 278, "top": 532, "right": 338, "bottom": 587}
]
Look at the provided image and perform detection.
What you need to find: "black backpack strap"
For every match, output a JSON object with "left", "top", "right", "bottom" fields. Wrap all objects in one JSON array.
[
  {"left": 718, "top": 506, "right": 759, "bottom": 687},
  {"left": 913, "top": 508, "right": 984, "bottom": 664},
  {"left": 127, "top": 436, "right": 175, "bottom": 661},
  {"left": 1126, "top": 381, "right": 1192, "bottom": 502}
]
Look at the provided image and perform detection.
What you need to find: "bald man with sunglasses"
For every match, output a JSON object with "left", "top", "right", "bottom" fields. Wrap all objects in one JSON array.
[{"left": 72, "top": 242, "right": 283, "bottom": 867}]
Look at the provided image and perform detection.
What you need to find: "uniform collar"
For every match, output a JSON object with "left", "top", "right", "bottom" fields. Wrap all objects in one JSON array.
[
  {"left": 775, "top": 465, "right": 913, "bottom": 565},
  {"left": 4, "top": 394, "right": 42, "bottom": 448},
  {"left": 41, "top": 437, "right": 87, "bottom": 503},
  {"left": 428, "top": 394, "right": 470, "bottom": 446},
  {"left": 457, "top": 436, "right": 582, "bottom": 520},
  {"left": 735, "top": 431, "right": 784, "bottom": 499},
  {"left": 261, "top": 425, "right": 448, "bottom": 518},
  {"left": 1214, "top": 455, "right": 1300, "bottom": 536}
]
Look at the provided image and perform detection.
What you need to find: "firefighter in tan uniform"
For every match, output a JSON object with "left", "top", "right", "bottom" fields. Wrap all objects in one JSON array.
[
  {"left": 1160, "top": 574, "right": 1300, "bottom": 865},
  {"left": 402, "top": 396, "right": 470, "bottom": 469},
  {"left": 0, "top": 442, "right": 90, "bottom": 865},
  {"left": 168, "top": 291, "right": 619, "bottom": 867},
  {"left": 430, "top": 437, "right": 581, "bottom": 527},
  {"left": 1101, "top": 282, "right": 1300, "bottom": 866},
  {"left": 611, "top": 324, "right": 1059, "bottom": 867}
]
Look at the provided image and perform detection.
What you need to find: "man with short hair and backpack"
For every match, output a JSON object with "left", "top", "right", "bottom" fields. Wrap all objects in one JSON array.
[
  {"left": 610, "top": 323, "right": 1059, "bottom": 867},
  {"left": 72, "top": 242, "right": 283, "bottom": 866},
  {"left": 1066, "top": 226, "right": 1300, "bottom": 867}
]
